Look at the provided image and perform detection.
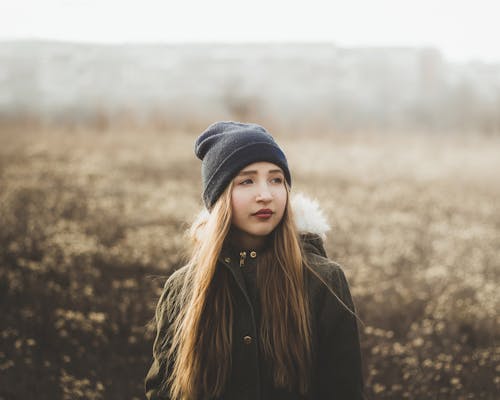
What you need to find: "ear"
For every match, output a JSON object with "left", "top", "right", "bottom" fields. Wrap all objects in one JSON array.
[{"left": 291, "top": 192, "right": 331, "bottom": 240}]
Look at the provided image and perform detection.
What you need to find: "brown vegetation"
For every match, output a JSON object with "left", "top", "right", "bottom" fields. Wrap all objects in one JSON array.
[{"left": 0, "top": 125, "right": 498, "bottom": 399}]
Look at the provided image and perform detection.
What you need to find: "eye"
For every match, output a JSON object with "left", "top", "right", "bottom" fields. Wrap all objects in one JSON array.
[
  {"left": 239, "top": 179, "right": 253, "bottom": 185},
  {"left": 271, "top": 177, "right": 283, "bottom": 184}
]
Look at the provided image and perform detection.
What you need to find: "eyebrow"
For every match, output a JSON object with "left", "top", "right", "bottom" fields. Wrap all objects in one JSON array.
[{"left": 237, "top": 169, "right": 284, "bottom": 176}]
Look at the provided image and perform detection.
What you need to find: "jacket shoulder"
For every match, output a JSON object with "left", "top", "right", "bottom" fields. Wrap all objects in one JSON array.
[
  {"left": 300, "top": 232, "right": 346, "bottom": 288},
  {"left": 305, "top": 252, "right": 346, "bottom": 289},
  {"left": 304, "top": 248, "right": 356, "bottom": 314},
  {"left": 155, "top": 265, "right": 191, "bottom": 323}
]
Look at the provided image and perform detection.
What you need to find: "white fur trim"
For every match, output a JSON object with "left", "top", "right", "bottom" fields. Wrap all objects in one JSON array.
[
  {"left": 291, "top": 192, "right": 330, "bottom": 240},
  {"left": 190, "top": 208, "right": 210, "bottom": 243}
]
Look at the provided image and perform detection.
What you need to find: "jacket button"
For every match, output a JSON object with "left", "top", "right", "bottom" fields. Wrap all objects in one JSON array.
[
  {"left": 242, "top": 335, "right": 253, "bottom": 345},
  {"left": 250, "top": 251, "right": 257, "bottom": 258},
  {"left": 224, "top": 257, "right": 231, "bottom": 263}
]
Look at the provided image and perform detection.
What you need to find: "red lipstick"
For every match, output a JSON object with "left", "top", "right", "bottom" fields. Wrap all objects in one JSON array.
[{"left": 253, "top": 209, "right": 273, "bottom": 219}]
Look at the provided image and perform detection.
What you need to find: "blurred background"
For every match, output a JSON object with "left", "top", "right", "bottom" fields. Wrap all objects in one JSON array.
[{"left": 0, "top": 1, "right": 499, "bottom": 399}]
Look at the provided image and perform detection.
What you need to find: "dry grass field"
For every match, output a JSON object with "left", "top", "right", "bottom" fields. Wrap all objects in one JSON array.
[{"left": 0, "top": 125, "right": 499, "bottom": 399}]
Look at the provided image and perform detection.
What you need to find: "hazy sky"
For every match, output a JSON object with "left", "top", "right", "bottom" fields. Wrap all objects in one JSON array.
[{"left": 1, "top": 0, "right": 499, "bottom": 62}]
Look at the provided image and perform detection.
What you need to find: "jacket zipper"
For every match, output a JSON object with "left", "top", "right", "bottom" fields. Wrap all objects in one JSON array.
[{"left": 239, "top": 251, "right": 247, "bottom": 267}]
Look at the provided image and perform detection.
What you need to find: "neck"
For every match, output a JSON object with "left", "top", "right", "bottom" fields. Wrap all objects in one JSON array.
[{"left": 228, "top": 227, "right": 270, "bottom": 250}]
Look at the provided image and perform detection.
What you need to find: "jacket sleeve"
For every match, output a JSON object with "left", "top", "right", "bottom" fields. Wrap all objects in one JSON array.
[
  {"left": 316, "top": 264, "right": 365, "bottom": 400},
  {"left": 145, "top": 277, "right": 177, "bottom": 400}
]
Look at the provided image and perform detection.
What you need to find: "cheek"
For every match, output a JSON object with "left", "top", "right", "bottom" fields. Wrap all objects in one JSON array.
[
  {"left": 231, "top": 189, "right": 248, "bottom": 218},
  {"left": 274, "top": 186, "right": 288, "bottom": 213}
]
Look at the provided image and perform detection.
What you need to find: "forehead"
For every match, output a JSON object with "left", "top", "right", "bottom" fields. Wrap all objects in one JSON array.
[{"left": 238, "top": 161, "right": 283, "bottom": 174}]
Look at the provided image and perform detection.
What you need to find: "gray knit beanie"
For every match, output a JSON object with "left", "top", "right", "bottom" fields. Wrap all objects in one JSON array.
[{"left": 194, "top": 121, "right": 292, "bottom": 209}]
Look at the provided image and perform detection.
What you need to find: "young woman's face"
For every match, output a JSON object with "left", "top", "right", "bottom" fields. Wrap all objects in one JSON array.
[{"left": 230, "top": 161, "right": 287, "bottom": 248}]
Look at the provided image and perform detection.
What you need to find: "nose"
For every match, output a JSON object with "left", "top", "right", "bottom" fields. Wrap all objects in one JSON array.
[{"left": 256, "top": 182, "right": 273, "bottom": 202}]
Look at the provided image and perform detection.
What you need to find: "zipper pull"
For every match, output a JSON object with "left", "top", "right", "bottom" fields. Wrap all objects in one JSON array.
[{"left": 239, "top": 251, "right": 247, "bottom": 267}]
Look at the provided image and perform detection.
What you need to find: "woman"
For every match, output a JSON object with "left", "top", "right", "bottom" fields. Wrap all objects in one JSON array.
[{"left": 145, "top": 121, "right": 365, "bottom": 399}]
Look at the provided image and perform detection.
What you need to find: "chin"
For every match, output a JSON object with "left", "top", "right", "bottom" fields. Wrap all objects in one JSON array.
[{"left": 249, "top": 226, "right": 276, "bottom": 237}]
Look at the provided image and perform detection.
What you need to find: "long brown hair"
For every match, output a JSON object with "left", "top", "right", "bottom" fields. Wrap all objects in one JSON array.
[{"left": 167, "top": 181, "right": 312, "bottom": 399}]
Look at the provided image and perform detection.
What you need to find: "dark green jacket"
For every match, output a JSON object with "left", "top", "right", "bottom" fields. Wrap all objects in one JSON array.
[{"left": 145, "top": 233, "right": 365, "bottom": 399}]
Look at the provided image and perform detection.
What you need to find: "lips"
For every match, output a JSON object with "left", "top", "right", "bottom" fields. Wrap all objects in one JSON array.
[{"left": 253, "top": 209, "right": 273, "bottom": 216}]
